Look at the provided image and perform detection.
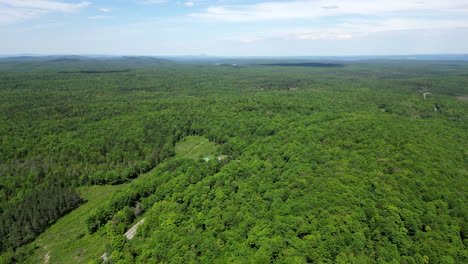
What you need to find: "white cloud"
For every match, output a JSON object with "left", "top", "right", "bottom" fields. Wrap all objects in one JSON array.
[
  {"left": 99, "top": 8, "right": 111, "bottom": 12},
  {"left": 238, "top": 37, "right": 264, "bottom": 43},
  {"left": 137, "top": 0, "right": 168, "bottom": 4},
  {"left": 190, "top": 0, "right": 468, "bottom": 22},
  {"left": 190, "top": 0, "right": 468, "bottom": 45},
  {"left": 225, "top": 16, "right": 468, "bottom": 45},
  {"left": 184, "top": 1, "right": 194, "bottom": 7},
  {"left": 295, "top": 33, "right": 352, "bottom": 40},
  {"left": 0, "top": 6, "right": 43, "bottom": 25},
  {"left": 88, "top": 15, "right": 112, "bottom": 20},
  {"left": 0, "top": 0, "right": 90, "bottom": 25},
  {"left": 0, "top": 0, "right": 91, "bottom": 13}
]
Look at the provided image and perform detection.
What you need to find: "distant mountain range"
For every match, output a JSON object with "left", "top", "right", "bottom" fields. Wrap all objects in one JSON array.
[
  {"left": 1, "top": 54, "right": 467, "bottom": 72},
  {"left": 0, "top": 56, "right": 175, "bottom": 72},
  {"left": 0, "top": 55, "right": 172, "bottom": 62},
  {"left": 1, "top": 54, "right": 468, "bottom": 62}
]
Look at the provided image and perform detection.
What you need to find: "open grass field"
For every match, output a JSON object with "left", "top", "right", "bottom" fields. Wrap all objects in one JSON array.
[
  {"left": 175, "top": 136, "right": 219, "bottom": 160},
  {"left": 25, "top": 185, "right": 123, "bottom": 264}
]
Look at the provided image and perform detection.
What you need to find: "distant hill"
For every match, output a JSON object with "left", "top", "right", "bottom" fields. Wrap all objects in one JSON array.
[
  {"left": 0, "top": 55, "right": 88, "bottom": 62},
  {"left": 1, "top": 54, "right": 468, "bottom": 72},
  {"left": 258, "top": 62, "right": 344, "bottom": 67},
  {"left": 0, "top": 56, "right": 175, "bottom": 71}
]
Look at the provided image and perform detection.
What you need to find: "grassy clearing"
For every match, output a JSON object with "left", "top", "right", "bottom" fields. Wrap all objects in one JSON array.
[
  {"left": 25, "top": 185, "right": 124, "bottom": 264},
  {"left": 21, "top": 136, "right": 217, "bottom": 263},
  {"left": 175, "top": 136, "right": 218, "bottom": 160}
]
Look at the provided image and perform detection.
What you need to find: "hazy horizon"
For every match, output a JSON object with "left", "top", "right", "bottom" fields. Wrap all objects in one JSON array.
[{"left": 2, "top": 53, "right": 468, "bottom": 57}]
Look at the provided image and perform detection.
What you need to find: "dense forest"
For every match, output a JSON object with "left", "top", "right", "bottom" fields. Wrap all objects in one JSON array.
[{"left": 0, "top": 58, "right": 467, "bottom": 263}]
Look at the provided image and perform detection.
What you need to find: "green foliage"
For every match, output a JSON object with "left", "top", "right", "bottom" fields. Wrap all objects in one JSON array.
[
  {"left": 16, "top": 185, "right": 121, "bottom": 263},
  {"left": 0, "top": 60, "right": 467, "bottom": 263},
  {"left": 0, "top": 185, "right": 82, "bottom": 251}
]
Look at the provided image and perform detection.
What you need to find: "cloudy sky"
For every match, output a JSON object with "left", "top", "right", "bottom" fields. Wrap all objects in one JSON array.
[{"left": 1, "top": 0, "right": 468, "bottom": 56}]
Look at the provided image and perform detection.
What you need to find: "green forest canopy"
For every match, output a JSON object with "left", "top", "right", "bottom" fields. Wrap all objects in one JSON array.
[{"left": 0, "top": 59, "right": 467, "bottom": 263}]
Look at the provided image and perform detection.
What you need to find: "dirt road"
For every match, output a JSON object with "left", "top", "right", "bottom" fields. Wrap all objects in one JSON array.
[{"left": 125, "top": 219, "right": 145, "bottom": 240}]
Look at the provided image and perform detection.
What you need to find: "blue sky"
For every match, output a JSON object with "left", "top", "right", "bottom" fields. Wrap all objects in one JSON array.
[{"left": 1, "top": 0, "right": 468, "bottom": 56}]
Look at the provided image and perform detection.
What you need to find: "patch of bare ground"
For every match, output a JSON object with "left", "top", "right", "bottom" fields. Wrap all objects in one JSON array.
[{"left": 43, "top": 252, "right": 50, "bottom": 264}]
